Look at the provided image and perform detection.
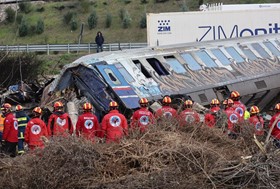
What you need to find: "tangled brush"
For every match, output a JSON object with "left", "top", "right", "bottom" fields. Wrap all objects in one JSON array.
[{"left": 0, "top": 121, "right": 279, "bottom": 189}]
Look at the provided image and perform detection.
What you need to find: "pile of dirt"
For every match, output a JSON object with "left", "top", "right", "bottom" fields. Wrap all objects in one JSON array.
[{"left": 0, "top": 122, "right": 279, "bottom": 188}]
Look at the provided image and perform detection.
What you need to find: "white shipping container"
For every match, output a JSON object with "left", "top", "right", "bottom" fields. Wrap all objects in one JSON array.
[
  {"left": 200, "top": 3, "right": 280, "bottom": 11},
  {"left": 147, "top": 9, "right": 280, "bottom": 46}
]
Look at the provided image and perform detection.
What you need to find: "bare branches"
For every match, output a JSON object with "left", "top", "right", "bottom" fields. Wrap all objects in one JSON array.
[{"left": 0, "top": 121, "right": 279, "bottom": 188}]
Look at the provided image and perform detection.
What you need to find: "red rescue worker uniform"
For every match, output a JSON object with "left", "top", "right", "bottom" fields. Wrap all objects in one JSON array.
[
  {"left": 1, "top": 103, "right": 18, "bottom": 157},
  {"left": 269, "top": 112, "right": 280, "bottom": 139},
  {"left": 131, "top": 98, "right": 154, "bottom": 133},
  {"left": 47, "top": 101, "right": 73, "bottom": 136},
  {"left": 230, "top": 91, "right": 246, "bottom": 118},
  {"left": 101, "top": 101, "right": 128, "bottom": 143},
  {"left": 76, "top": 103, "right": 100, "bottom": 142},
  {"left": 25, "top": 107, "right": 48, "bottom": 150},
  {"left": 179, "top": 100, "right": 200, "bottom": 126},
  {"left": 155, "top": 96, "right": 177, "bottom": 119},
  {"left": 223, "top": 99, "right": 242, "bottom": 139},
  {"left": 248, "top": 106, "right": 264, "bottom": 136},
  {"left": 0, "top": 114, "right": 5, "bottom": 141},
  {"left": 204, "top": 99, "right": 220, "bottom": 128},
  {"left": 268, "top": 103, "right": 280, "bottom": 148},
  {"left": 3, "top": 111, "right": 18, "bottom": 143}
]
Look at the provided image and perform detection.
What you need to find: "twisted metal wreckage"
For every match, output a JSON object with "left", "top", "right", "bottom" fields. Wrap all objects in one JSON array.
[{"left": 2, "top": 34, "right": 280, "bottom": 126}]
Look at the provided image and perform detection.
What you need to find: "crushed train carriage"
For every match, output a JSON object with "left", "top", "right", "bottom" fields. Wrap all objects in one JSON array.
[{"left": 40, "top": 33, "right": 280, "bottom": 122}]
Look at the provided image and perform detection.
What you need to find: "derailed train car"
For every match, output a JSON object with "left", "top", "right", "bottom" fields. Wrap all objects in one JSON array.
[{"left": 40, "top": 33, "right": 280, "bottom": 122}]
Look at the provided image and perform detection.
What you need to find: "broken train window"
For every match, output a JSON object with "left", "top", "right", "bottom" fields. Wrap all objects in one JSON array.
[
  {"left": 104, "top": 68, "right": 121, "bottom": 85},
  {"left": 132, "top": 60, "right": 152, "bottom": 78},
  {"left": 146, "top": 58, "right": 169, "bottom": 76}
]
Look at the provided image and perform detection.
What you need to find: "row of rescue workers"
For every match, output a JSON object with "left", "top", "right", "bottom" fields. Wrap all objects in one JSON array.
[{"left": 0, "top": 90, "right": 280, "bottom": 157}]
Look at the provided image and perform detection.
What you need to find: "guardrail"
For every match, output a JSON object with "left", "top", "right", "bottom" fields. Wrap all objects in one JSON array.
[{"left": 0, "top": 43, "right": 148, "bottom": 55}]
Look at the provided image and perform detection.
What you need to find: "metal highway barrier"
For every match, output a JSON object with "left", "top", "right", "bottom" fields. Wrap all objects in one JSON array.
[{"left": 0, "top": 43, "right": 148, "bottom": 54}]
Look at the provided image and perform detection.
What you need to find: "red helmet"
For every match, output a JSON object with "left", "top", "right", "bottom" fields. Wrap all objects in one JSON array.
[
  {"left": 54, "top": 101, "right": 63, "bottom": 109},
  {"left": 16, "top": 105, "right": 23, "bottom": 111},
  {"left": 109, "top": 101, "right": 118, "bottom": 108},
  {"left": 162, "top": 96, "right": 172, "bottom": 104},
  {"left": 222, "top": 99, "right": 228, "bottom": 105},
  {"left": 184, "top": 100, "right": 193, "bottom": 107},
  {"left": 139, "top": 98, "right": 149, "bottom": 107},
  {"left": 275, "top": 103, "right": 280, "bottom": 111},
  {"left": 230, "top": 91, "right": 240, "bottom": 99},
  {"left": 139, "top": 98, "right": 148, "bottom": 104},
  {"left": 83, "top": 102, "right": 92, "bottom": 110},
  {"left": 210, "top": 99, "right": 220, "bottom": 106},
  {"left": 33, "top": 107, "right": 42, "bottom": 115},
  {"left": 1, "top": 103, "right": 12, "bottom": 111},
  {"left": 250, "top": 106, "right": 260, "bottom": 114}
]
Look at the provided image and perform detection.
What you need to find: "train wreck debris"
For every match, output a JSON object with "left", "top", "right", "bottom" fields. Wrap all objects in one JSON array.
[{"left": 41, "top": 34, "right": 280, "bottom": 120}]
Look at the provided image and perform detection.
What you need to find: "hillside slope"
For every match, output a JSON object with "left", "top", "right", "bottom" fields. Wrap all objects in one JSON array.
[{"left": 0, "top": 0, "right": 278, "bottom": 45}]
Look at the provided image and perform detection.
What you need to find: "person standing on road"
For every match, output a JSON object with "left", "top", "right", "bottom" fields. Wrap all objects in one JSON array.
[{"left": 95, "top": 31, "right": 104, "bottom": 53}]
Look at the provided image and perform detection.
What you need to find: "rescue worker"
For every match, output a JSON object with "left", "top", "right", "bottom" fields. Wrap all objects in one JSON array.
[
  {"left": 230, "top": 91, "right": 246, "bottom": 118},
  {"left": 76, "top": 102, "right": 100, "bottom": 142},
  {"left": 100, "top": 101, "right": 128, "bottom": 143},
  {"left": 15, "top": 104, "right": 30, "bottom": 155},
  {"left": 0, "top": 113, "right": 5, "bottom": 141},
  {"left": 223, "top": 99, "right": 242, "bottom": 139},
  {"left": 1, "top": 103, "right": 18, "bottom": 157},
  {"left": 130, "top": 98, "right": 154, "bottom": 133},
  {"left": 25, "top": 107, "right": 48, "bottom": 150},
  {"left": 244, "top": 108, "right": 250, "bottom": 120},
  {"left": 155, "top": 96, "right": 177, "bottom": 119},
  {"left": 179, "top": 100, "right": 200, "bottom": 126},
  {"left": 248, "top": 106, "right": 264, "bottom": 136},
  {"left": 268, "top": 103, "right": 280, "bottom": 148},
  {"left": 47, "top": 101, "right": 73, "bottom": 137},
  {"left": 204, "top": 98, "right": 220, "bottom": 128}
]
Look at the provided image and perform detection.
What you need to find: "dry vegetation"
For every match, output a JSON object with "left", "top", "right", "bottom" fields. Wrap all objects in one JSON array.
[{"left": 0, "top": 120, "right": 279, "bottom": 188}]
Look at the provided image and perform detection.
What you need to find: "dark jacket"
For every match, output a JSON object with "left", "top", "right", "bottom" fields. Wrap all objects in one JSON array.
[{"left": 95, "top": 33, "right": 104, "bottom": 46}]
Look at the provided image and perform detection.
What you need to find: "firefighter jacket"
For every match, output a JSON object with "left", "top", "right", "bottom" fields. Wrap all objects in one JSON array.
[
  {"left": 100, "top": 110, "right": 128, "bottom": 143},
  {"left": 204, "top": 106, "right": 220, "bottom": 128},
  {"left": 15, "top": 110, "right": 30, "bottom": 139},
  {"left": 232, "top": 101, "right": 246, "bottom": 118},
  {"left": 47, "top": 111, "right": 73, "bottom": 136},
  {"left": 155, "top": 106, "right": 177, "bottom": 119},
  {"left": 25, "top": 117, "right": 48, "bottom": 148},
  {"left": 224, "top": 107, "right": 242, "bottom": 133},
  {"left": 179, "top": 108, "right": 200, "bottom": 126},
  {"left": 0, "top": 114, "right": 4, "bottom": 133},
  {"left": 2, "top": 112, "right": 18, "bottom": 143},
  {"left": 130, "top": 107, "right": 154, "bottom": 132},
  {"left": 76, "top": 112, "right": 100, "bottom": 141},
  {"left": 248, "top": 115, "right": 264, "bottom": 136},
  {"left": 268, "top": 112, "right": 280, "bottom": 139}
]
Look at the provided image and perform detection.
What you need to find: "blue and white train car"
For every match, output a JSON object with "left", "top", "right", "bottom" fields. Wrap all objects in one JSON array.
[{"left": 41, "top": 33, "right": 280, "bottom": 119}]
